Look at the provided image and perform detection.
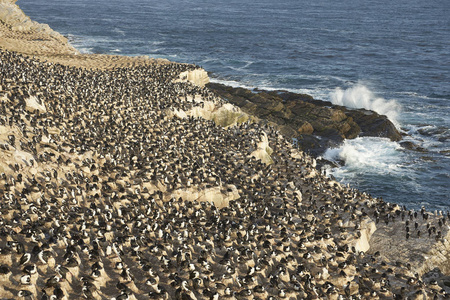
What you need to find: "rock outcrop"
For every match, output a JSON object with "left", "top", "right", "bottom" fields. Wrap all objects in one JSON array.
[
  {"left": 208, "top": 83, "right": 402, "bottom": 155},
  {"left": 167, "top": 94, "right": 252, "bottom": 128},
  {"left": 249, "top": 131, "right": 274, "bottom": 164},
  {"left": 369, "top": 210, "right": 450, "bottom": 276},
  {"left": 24, "top": 95, "right": 46, "bottom": 113},
  {"left": 176, "top": 68, "right": 210, "bottom": 87},
  {"left": 169, "top": 184, "right": 241, "bottom": 209}
]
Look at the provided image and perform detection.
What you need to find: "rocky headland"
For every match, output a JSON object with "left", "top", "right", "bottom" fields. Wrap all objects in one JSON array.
[
  {"left": 207, "top": 83, "right": 402, "bottom": 156},
  {"left": 0, "top": 1, "right": 449, "bottom": 299}
]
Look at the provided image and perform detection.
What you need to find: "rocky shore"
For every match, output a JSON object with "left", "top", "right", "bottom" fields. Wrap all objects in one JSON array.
[
  {"left": 207, "top": 83, "right": 402, "bottom": 156},
  {"left": 0, "top": 1, "right": 449, "bottom": 299}
]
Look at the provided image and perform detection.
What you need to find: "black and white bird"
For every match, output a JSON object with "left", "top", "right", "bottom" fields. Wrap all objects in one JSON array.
[{"left": 19, "top": 253, "right": 31, "bottom": 265}]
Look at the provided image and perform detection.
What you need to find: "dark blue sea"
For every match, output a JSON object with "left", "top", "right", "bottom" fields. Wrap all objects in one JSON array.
[{"left": 18, "top": 0, "right": 449, "bottom": 211}]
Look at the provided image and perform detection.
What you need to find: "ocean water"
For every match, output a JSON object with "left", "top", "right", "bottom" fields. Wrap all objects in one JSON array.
[{"left": 18, "top": 0, "right": 449, "bottom": 210}]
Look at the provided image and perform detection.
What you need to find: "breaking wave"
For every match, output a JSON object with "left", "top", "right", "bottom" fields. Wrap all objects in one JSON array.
[
  {"left": 323, "top": 137, "right": 403, "bottom": 173},
  {"left": 329, "top": 84, "right": 401, "bottom": 126}
]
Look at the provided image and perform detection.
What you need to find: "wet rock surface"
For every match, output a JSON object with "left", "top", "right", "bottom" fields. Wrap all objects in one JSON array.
[
  {"left": 208, "top": 83, "right": 402, "bottom": 156},
  {"left": 400, "top": 141, "right": 428, "bottom": 152}
]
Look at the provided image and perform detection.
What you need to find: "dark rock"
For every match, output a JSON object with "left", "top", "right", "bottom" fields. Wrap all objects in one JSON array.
[
  {"left": 315, "top": 157, "right": 342, "bottom": 170},
  {"left": 400, "top": 141, "right": 416, "bottom": 150},
  {"left": 208, "top": 83, "right": 402, "bottom": 155},
  {"left": 295, "top": 134, "right": 342, "bottom": 157},
  {"left": 342, "top": 108, "right": 402, "bottom": 141},
  {"left": 400, "top": 141, "right": 427, "bottom": 152}
]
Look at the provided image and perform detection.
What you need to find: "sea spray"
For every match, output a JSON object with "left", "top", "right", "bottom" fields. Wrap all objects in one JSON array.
[
  {"left": 329, "top": 84, "right": 401, "bottom": 126},
  {"left": 321, "top": 137, "right": 417, "bottom": 205},
  {"left": 323, "top": 137, "right": 403, "bottom": 173}
]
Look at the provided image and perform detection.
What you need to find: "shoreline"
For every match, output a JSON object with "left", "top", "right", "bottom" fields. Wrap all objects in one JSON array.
[
  {"left": 206, "top": 82, "right": 403, "bottom": 156},
  {"left": 1, "top": 1, "right": 450, "bottom": 299}
]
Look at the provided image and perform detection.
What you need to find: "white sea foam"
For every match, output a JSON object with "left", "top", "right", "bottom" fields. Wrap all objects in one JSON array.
[
  {"left": 147, "top": 48, "right": 163, "bottom": 53},
  {"left": 69, "top": 35, "right": 114, "bottom": 54},
  {"left": 401, "top": 123, "right": 449, "bottom": 152},
  {"left": 209, "top": 78, "right": 328, "bottom": 99},
  {"left": 210, "top": 78, "right": 250, "bottom": 89},
  {"left": 329, "top": 84, "right": 401, "bottom": 126},
  {"left": 227, "top": 61, "right": 254, "bottom": 71},
  {"left": 150, "top": 41, "right": 165, "bottom": 45},
  {"left": 77, "top": 47, "right": 93, "bottom": 54},
  {"left": 395, "top": 91, "right": 432, "bottom": 100},
  {"left": 323, "top": 137, "right": 403, "bottom": 174},
  {"left": 113, "top": 28, "right": 126, "bottom": 36}
]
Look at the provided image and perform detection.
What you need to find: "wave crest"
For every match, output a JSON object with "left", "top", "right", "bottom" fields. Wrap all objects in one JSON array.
[
  {"left": 329, "top": 84, "right": 400, "bottom": 126},
  {"left": 323, "top": 137, "right": 402, "bottom": 172}
]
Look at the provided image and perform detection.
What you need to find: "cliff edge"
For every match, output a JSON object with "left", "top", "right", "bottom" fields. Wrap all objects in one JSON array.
[{"left": 0, "top": 0, "right": 78, "bottom": 55}]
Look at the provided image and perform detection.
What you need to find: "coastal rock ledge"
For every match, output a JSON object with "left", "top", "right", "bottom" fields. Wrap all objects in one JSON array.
[
  {"left": 369, "top": 211, "right": 450, "bottom": 276},
  {"left": 207, "top": 83, "right": 402, "bottom": 155}
]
